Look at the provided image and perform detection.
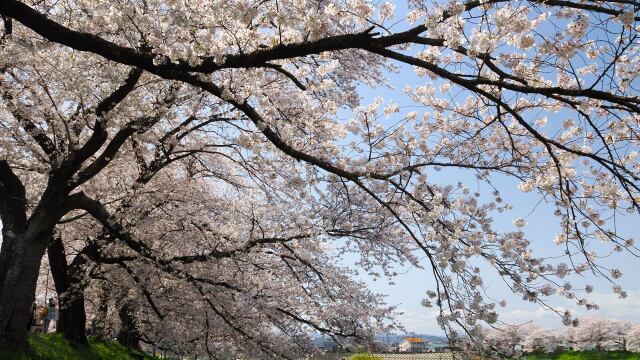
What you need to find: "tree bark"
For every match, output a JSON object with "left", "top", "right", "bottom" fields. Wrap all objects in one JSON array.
[
  {"left": 0, "top": 229, "right": 48, "bottom": 349},
  {"left": 0, "top": 161, "right": 70, "bottom": 348},
  {"left": 0, "top": 161, "right": 42, "bottom": 349},
  {"left": 90, "top": 281, "right": 111, "bottom": 342},
  {"left": 117, "top": 302, "right": 142, "bottom": 351},
  {"left": 47, "top": 237, "right": 88, "bottom": 344}
]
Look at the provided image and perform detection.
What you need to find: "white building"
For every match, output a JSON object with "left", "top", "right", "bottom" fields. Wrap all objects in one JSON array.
[{"left": 398, "top": 337, "right": 432, "bottom": 352}]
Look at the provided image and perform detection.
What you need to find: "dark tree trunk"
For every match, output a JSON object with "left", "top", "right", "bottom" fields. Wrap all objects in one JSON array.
[
  {"left": 0, "top": 161, "right": 72, "bottom": 349},
  {"left": 90, "top": 281, "right": 110, "bottom": 342},
  {"left": 0, "top": 161, "right": 32, "bottom": 348},
  {"left": 117, "top": 303, "right": 142, "bottom": 350},
  {"left": 0, "top": 159, "right": 47, "bottom": 348},
  {"left": 0, "top": 229, "right": 48, "bottom": 349},
  {"left": 57, "top": 296, "right": 87, "bottom": 343},
  {"left": 0, "top": 211, "right": 66, "bottom": 348},
  {"left": 47, "top": 237, "right": 88, "bottom": 344}
]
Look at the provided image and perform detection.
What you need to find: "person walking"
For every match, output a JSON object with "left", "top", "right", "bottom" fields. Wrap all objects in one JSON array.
[{"left": 43, "top": 298, "right": 58, "bottom": 333}]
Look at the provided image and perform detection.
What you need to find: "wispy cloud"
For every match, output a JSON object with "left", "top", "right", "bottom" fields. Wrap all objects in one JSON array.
[
  {"left": 391, "top": 290, "right": 640, "bottom": 335},
  {"left": 499, "top": 289, "right": 640, "bottom": 329}
]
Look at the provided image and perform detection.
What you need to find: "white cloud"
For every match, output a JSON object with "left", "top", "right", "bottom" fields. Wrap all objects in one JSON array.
[
  {"left": 498, "top": 290, "right": 640, "bottom": 329},
  {"left": 389, "top": 290, "right": 640, "bottom": 335}
]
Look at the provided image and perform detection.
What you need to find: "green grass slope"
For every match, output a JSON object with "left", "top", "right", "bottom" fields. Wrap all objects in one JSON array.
[{"left": 0, "top": 334, "right": 159, "bottom": 360}]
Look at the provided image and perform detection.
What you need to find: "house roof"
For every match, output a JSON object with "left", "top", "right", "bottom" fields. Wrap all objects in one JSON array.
[{"left": 402, "top": 337, "right": 425, "bottom": 343}]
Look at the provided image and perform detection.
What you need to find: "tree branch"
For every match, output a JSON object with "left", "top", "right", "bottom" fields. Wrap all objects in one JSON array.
[
  {"left": 0, "top": 160, "right": 27, "bottom": 229},
  {"left": 70, "top": 67, "right": 143, "bottom": 172},
  {"left": 73, "top": 115, "right": 162, "bottom": 186},
  {"left": 0, "top": 0, "right": 503, "bottom": 74}
]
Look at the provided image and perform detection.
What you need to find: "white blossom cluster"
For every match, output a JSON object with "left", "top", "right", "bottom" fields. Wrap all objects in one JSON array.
[
  {"left": 481, "top": 318, "right": 640, "bottom": 356},
  {"left": 0, "top": 0, "right": 639, "bottom": 355}
]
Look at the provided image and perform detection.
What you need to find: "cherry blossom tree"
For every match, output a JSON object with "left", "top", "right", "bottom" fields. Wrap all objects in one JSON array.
[
  {"left": 567, "top": 317, "right": 630, "bottom": 351},
  {"left": 522, "top": 326, "right": 563, "bottom": 353},
  {"left": 482, "top": 325, "right": 528, "bottom": 356},
  {"left": 626, "top": 323, "right": 640, "bottom": 353},
  {"left": 0, "top": 46, "right": 399, "bottom": 355},
  {"left": 484, "top": 318, "right": 640, "bottom": 355},
  {"left": 55, "top": 167, "right": 399, "bottom": 357},
  {"left": 1, "top": 0, "right": 639, "bottom": 355}
]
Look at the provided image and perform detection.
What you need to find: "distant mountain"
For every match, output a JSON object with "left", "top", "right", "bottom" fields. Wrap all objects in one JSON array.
[
  {"left": 311, "top": 333, "right": 448, "bottom": 347},
  {"left": 373, "top": 334, "right": 448, "bottom": 344}
]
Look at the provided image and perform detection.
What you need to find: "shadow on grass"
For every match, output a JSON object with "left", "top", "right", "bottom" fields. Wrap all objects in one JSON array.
[{"left": 0, "top": 333, "right": 159, "bottom": 360}]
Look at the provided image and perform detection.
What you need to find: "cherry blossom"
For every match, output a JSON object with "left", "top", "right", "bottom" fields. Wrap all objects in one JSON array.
[{"left": 0, "top": 0, "right": 639, "bottom": 356}]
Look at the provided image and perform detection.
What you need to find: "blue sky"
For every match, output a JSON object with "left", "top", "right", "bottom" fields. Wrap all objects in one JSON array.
[
  {"left": 1, "top": 0, "right": 637, "bottom": 337},
  {"left": 349, "top": 174, "right": 639, "bottom": 334},
  {"left": 339, "top": 0, "right": 640, "bottom": 334}
]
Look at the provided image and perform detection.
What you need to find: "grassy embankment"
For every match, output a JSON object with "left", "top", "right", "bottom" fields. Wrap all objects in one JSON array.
[{"left": 0, "top": 333, "right": 159, "bottom": 360}]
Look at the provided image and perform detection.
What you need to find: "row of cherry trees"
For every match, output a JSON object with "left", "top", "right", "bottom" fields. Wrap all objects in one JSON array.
[
  {"left": 0, "top": 26, "right": 402, "bottom": 357},
  {"left": 0, "top": 0, "right": 639, "bottom": 358},
  {"left": 484, "top": 318, "right": 640, "bottom": 355}
]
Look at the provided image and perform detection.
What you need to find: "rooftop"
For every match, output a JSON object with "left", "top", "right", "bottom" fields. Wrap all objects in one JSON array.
[{"left": 402, "top": 337, "right": 426, "bottom": 343}]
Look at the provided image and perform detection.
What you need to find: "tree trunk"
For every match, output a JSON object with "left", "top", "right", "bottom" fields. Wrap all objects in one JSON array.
[
  {"left": 57, "top": 296, "right": 87, "bottom": 344},
  {"left": 90, "top": 281, "right": 111, "bottom": 342},
  {"left": 117, "top": 302, "right": 141, "bottom": 351},
  {"left": 47, "top": 237, "right": 88, "bottom": 344},
  {"left": 0, "top": 228, "right": 48, "bottom": 349},
  {"left": 0, "top": 161, "right": 32, "bottom": 348},
  {"left": 0, "top": 161, "right": 72, "bottom": 348}
]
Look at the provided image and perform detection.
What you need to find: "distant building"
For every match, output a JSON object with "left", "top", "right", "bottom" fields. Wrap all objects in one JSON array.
[{"left": 398, "top": 337, "right": 433, "bottom": 352}]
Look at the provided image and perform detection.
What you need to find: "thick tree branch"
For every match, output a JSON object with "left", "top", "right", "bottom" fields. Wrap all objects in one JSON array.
[
  {"left": 0, "top": 81, "right": 58, "bottom": 159},
  {"left": 66, "top": 192, "right": 158, "bottom": 260},
  {"left": 167, "top": 234, "right": 312, "bottom": 264},
  {"left": 116, "top": 261, "right": 165, "bottom": 320},
  {"left": 0, "top": 0, "right": 505, "bottom": 74},
  {"left": 0, "top": 160, "right": 27, "bottom": 228},
  {"left": 73, "top": 115, "right": 162, "bottom": 186},
  {"left": 70, "top": 67, "right": 143, "bottom": 172}
]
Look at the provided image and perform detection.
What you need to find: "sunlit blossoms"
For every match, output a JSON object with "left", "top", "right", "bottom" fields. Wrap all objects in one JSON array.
[
  {"left": 485, "top": 318, "right": 639, "bottom": 356},
  {"left": 0, "top": 0, "right": 639, "bottom": 357}
]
